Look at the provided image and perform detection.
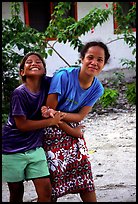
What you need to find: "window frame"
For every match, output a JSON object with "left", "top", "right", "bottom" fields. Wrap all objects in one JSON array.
[
  {"left": 23, "top": 1, "right": 78, "bottom": 40},
  {"left": 113, "top": 2, "right": 136, "bottom": 33}
]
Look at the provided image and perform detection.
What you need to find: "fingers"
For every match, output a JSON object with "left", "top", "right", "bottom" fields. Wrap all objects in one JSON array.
[
  {"left": 41, "top": 106, "right": 45, "bottom": 110},
  {"left": 49, "top": 112, "right": 54, "bottom": 118},
  {"left": 54, "top": 111, "right": 66, "bottom": 126},
  {"left": 41, "top": 106, "right": 48, "bottom": 117},
  {"left": 41, "top": 106, "right": 48, "bottom": 111},
  {"left": 55, "top": 111, "right": 66, "bottom": 118}
]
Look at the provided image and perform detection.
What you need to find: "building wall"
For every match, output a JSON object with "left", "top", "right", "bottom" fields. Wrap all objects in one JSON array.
[
  {"left": 77, "top": 2, "right": 136, "bottom": 82},
  {"left": 2, "top": 2, "right": 136, "bottom": 77}
]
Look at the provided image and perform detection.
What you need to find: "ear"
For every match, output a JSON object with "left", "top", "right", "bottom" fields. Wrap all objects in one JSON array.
[
  {"left": 80, "top": 58, "right": 83, "bottom": 64},
  {"left": 20, "top": 69, "right": 25, "bottom": 76}
]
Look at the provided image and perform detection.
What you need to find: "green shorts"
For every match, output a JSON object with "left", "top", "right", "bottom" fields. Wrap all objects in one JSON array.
[{"left": 2, "top": 147, "right": 50, "bottom": 182}]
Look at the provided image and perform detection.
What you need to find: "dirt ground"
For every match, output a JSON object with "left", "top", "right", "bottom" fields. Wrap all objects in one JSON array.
[{"left": 2, "top": 108, "right": 136, "bottom": 202}]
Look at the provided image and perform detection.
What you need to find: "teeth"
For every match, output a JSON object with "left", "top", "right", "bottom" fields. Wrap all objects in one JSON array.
[{"left": 31, "top": 68, "right": 39, "bottom": 71}]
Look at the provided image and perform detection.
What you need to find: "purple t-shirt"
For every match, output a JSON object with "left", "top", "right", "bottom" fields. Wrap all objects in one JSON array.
[{"left": 2, "top": 76, "right": 51, "bottom": 153}]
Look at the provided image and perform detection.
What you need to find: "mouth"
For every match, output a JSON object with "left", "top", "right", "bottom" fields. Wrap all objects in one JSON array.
[
  {"left": 88, "top": 67, "right": 98, "bottom": 71},
  {"left": 30, "top": 67, "right": 40, "bottom": 71}
]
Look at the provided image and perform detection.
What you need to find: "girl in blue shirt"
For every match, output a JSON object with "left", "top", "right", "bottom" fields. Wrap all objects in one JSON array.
[{"left": 42, "top": 41, "right": 110, "bottom": 202}]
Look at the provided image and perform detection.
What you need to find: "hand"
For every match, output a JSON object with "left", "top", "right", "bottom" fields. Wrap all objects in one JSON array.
[
  {"left": 71, "top": 125, "right": 86, "bottom": 138},
  {"left": 41, "top": 106, "right": 49, "bottom": 118},
  {"left": 41, "top": 106, "right": 56, "bottom": 118},
  {"left": 53, "top": 111, "right": 66, "bottom": 127}
]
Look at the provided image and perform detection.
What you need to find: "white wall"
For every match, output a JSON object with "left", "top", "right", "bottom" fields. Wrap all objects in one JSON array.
[
  {"left": 2, "top": 2, "right": 136, "bottom": 77},
  {"left": 77, "top": 2, "right": 136, "bottom": 72},
  {"left": 45, "top": 42, "right": 80, "bottom": 76},
  {"left": 2, "top": 2, "right": 24, "bottom": 21}
]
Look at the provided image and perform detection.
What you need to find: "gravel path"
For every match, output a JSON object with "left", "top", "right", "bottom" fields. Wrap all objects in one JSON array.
[{"left": 2, "top": 107, "right": 136, "bottom": 202}]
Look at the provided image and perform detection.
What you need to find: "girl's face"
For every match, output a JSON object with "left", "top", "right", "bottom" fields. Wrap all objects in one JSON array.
[
  {"left": 20, "top": 54, "right": 46, "bottom": 79},
  {"left": 81, "top": 46, "right": 105, "bottom": 77}
]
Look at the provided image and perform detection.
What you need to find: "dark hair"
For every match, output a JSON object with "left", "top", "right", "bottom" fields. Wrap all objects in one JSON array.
[
  {"left": 80, "top": 41, "right": 110, "bottom": 64},
  {"left": 19, "top": 52, "right": 46, "bottom": 82}
]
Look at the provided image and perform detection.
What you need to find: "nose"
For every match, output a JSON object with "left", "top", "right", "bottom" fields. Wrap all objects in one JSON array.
[
  {"left": 31, "top": 61, "right": 37, "bottom": 65},
  {"left": 91, "top": 58, "right": 98, "bottom": 65}
]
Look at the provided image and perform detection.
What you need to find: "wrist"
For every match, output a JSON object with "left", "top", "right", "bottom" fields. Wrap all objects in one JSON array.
[{"left": 46, "top": 118, "right": 55, "bottom": 127}]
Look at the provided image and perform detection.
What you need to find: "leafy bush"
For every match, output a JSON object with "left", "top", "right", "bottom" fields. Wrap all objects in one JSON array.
[
  {"left": 99, "top": 88, "right": 119, "bottom": 108},
  {"left": 125, "top": 82, "right": 136, "bottom": 105},
  {"left": 2, "top": 114, "right": 8, "bottom": 125},
  {"left": 2, "top": 2, "right": 112, "bottom": 117}
]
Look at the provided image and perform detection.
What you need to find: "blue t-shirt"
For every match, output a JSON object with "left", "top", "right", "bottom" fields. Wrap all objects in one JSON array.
[
  {"left": 49, "top": 67, "right": 104, "bottom": 112},
  {"left": 2, "top": 76, "right": 51, "bottom": 153}
]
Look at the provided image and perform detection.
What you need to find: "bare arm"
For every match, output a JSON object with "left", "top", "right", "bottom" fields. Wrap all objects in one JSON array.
[
  {"left": 46, "top": 94, "right": 92, "bottom": 137},
  {"left": 46, "top": 94, "right": 92, "bottom": 121},
  {"left": 58, "top": 122, "right": 85, "bottom": 138},
  {"left": 14, "top": 112, "right": 65, "bottom": 132},
  {"left": 63, "top": 106, "right": 92, "bottom": 122}
]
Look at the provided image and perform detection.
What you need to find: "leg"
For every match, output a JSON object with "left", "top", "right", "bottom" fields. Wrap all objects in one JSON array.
[
  {"left": 8, "top": 181, "right": 24, "bottom": 202},
  {"left": 33, "top": 177, "right": 52, "bottom": 202},
  {"left": 80, "top": 190, "right": 97, "bottom": 202}
]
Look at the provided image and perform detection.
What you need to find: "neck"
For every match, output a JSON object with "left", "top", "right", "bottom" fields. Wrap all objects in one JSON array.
[
  {"left": 25, "top": 77, "right": 42, "bottom": 93},
  {"left": 79, "top": 71, "right": 94, "bottom": 90}
]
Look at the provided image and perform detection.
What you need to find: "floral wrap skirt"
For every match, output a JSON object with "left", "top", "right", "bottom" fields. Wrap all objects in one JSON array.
[{"left": 43, "top": 123, "right": 95, "bottom": 200}]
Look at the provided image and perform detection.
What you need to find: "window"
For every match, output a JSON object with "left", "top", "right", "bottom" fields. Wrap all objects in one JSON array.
[
  {"left": 113, "top": 2, "right": 136, "bottom": 33},
  {"left": 23, "top": 1, "right": 77, "bottom": 33}
]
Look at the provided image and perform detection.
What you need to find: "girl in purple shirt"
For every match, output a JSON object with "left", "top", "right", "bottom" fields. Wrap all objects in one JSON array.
[{"left": 2, "top": 52, "right": 65, "bottom": 202}]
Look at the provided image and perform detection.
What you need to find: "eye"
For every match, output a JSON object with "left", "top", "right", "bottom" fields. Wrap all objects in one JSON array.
[
  {"left": 36, "top": 60, "right": 42, "bottom": 64},
  {"left": 88, "top": 56, "right": 94, "bottom": 60},
  {"left": 98, "top": 58, "right": 103, "bottom": 62},
  {"left": 25, "top": 60, "right": 32, "bottom": 64},
  {"left": 25, "top": 60, "right": 42, "bottom": 64}
]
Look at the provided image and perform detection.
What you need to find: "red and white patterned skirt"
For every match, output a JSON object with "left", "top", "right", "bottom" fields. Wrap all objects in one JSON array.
[{"left": 43, "top": 123, "right": 95, "bottom": 200}]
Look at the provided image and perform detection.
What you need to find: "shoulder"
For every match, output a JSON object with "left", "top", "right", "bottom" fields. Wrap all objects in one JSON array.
[
  {"left": 94, "top": 77, "right": 103, "bottom": 87},
  {"left": 54, "top": 66, "right": 80, "bottom": 76},
  {"left": 93, "top": 77, "right": 104, "bottom": 93},
  {"left": 42, "top": 75, "right": 52, "bottom": 84},
  {"left": 10, "top": 84, "right": 27, "bottom": 102},
  {"left": 12, "top": 84, "right": 25, "bottom": 95}
]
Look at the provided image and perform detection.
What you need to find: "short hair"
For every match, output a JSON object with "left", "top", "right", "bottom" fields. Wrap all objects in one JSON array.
[{"left": 80, "top": 41, "right": 110, "bottom": 64}]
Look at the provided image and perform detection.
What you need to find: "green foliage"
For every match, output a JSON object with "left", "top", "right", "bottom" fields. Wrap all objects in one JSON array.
[
  {"left": 2, "top": 2, "right": 136, "bottom": 121},
  {"left": 2, "top": 114, "right": 8, "bottom": 125},
  {"left": 125, "top": 82, "right": 136, "bottom": 105},
  {"left": 120, "top": 59, "right": 136, "bottom": 71},
  {"left": 111, "top": 72, "right": 125, "bottom": 86},
  {"left": 2, "top": 2, "right": 50, "bottom": 116},
  {"left": 2, "top": 2, "right": 112, "bottom": 118},
  {"left": 114, "top": 2, "right": 136, "bottom": 70},
  {"left": 99, "top": 88, "right": 119, "bottom": 108},
  {"left": 46, "top": 2, "right": 112, "bottom": 51}
]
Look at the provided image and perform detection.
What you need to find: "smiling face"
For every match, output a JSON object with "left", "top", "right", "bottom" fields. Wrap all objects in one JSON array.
[
  {"left": 20, "top": 54, "right": 46, "bottom": 80},
  {"left": 81, "top": 46, "right": 105, "bottom": 77}
]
